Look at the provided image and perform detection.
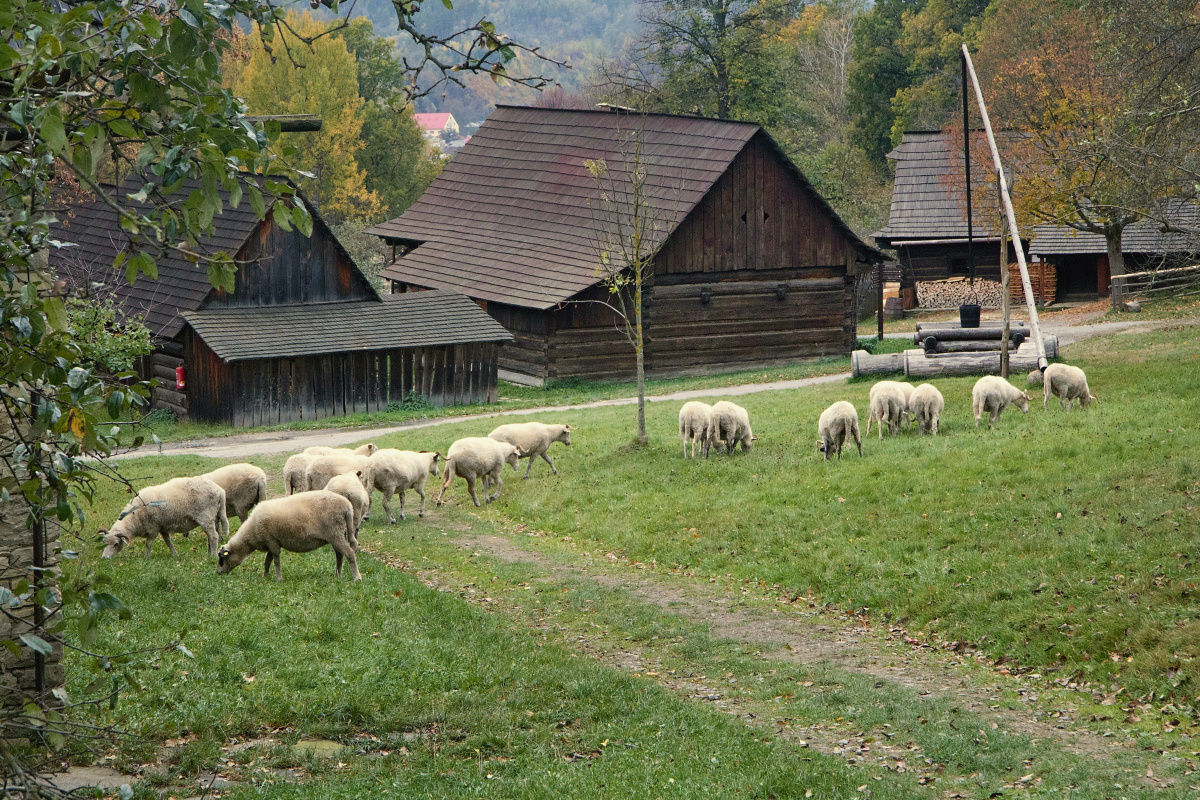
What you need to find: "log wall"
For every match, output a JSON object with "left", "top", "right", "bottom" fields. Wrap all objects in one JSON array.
[{"left": 184, "top": 331, "right": 500, "bottom": 426}]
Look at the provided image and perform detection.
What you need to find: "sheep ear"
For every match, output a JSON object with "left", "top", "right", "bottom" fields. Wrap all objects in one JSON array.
[{"left": 564, "top": 424, "right": 573, "bottom": 430}]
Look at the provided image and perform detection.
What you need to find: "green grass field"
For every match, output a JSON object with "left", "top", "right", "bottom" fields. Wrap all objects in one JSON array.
[{"left": 66, "top": 322, "right": 1200, "bottom": 797}]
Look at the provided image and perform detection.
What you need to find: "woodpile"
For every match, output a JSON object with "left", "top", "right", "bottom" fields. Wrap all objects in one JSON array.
[
  {"left": 916, "top": 278, "right": 1004, "bottom": 309},
  {"left": 1010, "top": 261, "right": 1056, "bottom": 306}
]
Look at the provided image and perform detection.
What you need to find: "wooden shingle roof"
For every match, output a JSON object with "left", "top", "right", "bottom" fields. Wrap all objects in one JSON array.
[
  {"left": 181, "top": 291, "right": 512, "bottom": 361},
  {"left": 876, "top": 130, "right": 1008, "bottom": 245},
  {"left": 368, "top": 105, "right": 877, "bottom": 310},
  {"left": 1030, "top": 201, "right": 1200, "bottom": 256},
  {"left": 48, "top": 179, "right": 271, "bottom": 340}
]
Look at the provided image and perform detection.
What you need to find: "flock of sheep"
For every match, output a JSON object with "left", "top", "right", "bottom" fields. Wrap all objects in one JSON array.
[
  {"left": 679, "top": 362, "right": 1095, "bottom": 461},
  {"left": 96, "top": 362, "right": 1094, "bottom": 580},
  {"left": 98, "top": 422, "right": 574, "bottom": 581}
]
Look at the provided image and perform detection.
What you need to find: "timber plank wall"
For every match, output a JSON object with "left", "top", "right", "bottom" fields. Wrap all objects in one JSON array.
[
  {"left": 492, "top": 132, "right": 866, "bottom": 383},
  {"left": 184, "top": 331, "right": 500, "bottom": 427}
]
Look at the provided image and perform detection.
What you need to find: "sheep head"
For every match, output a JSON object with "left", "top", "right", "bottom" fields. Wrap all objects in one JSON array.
[
  {"left": 99, "top": 529, "right": 129, "bottom": 558},
  {"left": 556, "top": 424, "right": 573, "bottom": 446},
  {"left": 216, "top": 544, "right": 248, "bottom": 574},
  {"left": 506, "top": 446, "right": 525, "bottom": 470},
  {"left": 1015, "top": 391, "right": 1030, "bottom": 413}
]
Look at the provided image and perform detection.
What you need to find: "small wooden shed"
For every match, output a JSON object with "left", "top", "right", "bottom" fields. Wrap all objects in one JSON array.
[
  {"left": 51, "top": 181, "right": 510, "bottom": 425},
  {"left": 367, "top": 106, "right": 882, "bottom": 385}
]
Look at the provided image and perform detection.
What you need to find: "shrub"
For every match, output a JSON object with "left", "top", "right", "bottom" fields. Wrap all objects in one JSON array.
[
  {"left": 68, "top": 295, "right": 154, "bottom": 374},
  {"left": 387, "top": 391, "right": 433, "bottom": 413}
]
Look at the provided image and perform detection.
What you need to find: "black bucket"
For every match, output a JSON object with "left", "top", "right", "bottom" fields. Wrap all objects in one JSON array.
[{"left": 959, "top": 303, "right": 981, "bottom": 328}]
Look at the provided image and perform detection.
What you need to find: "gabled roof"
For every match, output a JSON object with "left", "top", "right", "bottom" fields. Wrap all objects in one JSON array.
[
  {"left": 876, "top": 130, "right": 1010, "bottom": 245},
  {"left": 413, "top": 112, "right": 455, "bottom": 131},
  {"left": 368, "top": 105, "right": 878, "bottom": 310},
  {"left": 181, "top": 291, "right": 512, "bottom": 361},
  {"left": 48, "top": 178, "right": 365, "bottom": 340},
  {"left": 1030, "top": 200, "right": 1200, "bottom": 256}
]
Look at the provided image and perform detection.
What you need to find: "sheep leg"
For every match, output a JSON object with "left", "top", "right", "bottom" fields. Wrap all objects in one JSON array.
[
  {"left": 332, "top": 537, "right": 362, "bottom": 581},
  {"left": 522, "top": 455, "right": 534, "bottom": 479},
  {"left": 381, "top": 486, "right": 398, "bottom": 524},
  {"left": 931, "top": 414, "right": 939, "bottom": 436},
  {"left": 489, "top": 469, "right": 503, "bottom": 502},
  {"left": 435, "top": 460, "right": 457, "bottom": 506},
  {"left": 854, "top": 422, "right": 863, "bottom": 456},
  {"left": 1044, "top": 380, "right": 1051, "bottom": 411},
  {"left": 540, "top": 452, "right": 558, "bottom": 475},
  {"left": 415, "top": 482, "right": 428, "bottom": 518},
  {"left": 864, "top": 412, "right": 873, "bottom": 438},
  {"left": 1061, "top": 395, "right": 1068, "bottom": 410},
  {"left": 263, "top": 551, "right": 273, "bottom": 578},
  {"left": 465, "top": 475, "right": 482, "bottom": 507},
  {"left": 273, "top": 551, "right": 283, "bottom": 582},
  {"left": 160, "top": 532, "right": 178, "bottom": 558}
]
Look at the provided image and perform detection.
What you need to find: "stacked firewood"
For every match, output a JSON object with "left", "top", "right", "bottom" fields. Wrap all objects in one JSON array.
[
  {"left": 916, "top": 278, "right": 1005, "bottom": 309},
  {"left": 1010, "top": 262, "right": 1057, "bottom": 305}
]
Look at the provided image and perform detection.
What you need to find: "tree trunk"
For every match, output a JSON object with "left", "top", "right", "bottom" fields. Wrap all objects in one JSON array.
[
  {"left": 1106, "top": 225, "right": 1127, "bottom": 304},
  {"left": 635, "top": 272, "right": 647, "bottom": 444}
]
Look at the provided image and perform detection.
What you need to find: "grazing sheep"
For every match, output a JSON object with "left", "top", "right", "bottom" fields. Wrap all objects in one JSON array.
[
  {"left": 488, "top": 422, "right": 572, "bottom": 478},
  {"left": 908, "top": 384, "right": 945, "bottom": 436},
  {"left": 678, "top": 402, "right": 714, "bottom": 459},
  {"left": 101, "top": 477, "right": 229, "bottom": 559},
  {"left": 865, "top": 382, "right": 907, "bottom": 439},
  {"left": 324, "top": 472, "right": 369, "bottom": 545},
  {"left": 870, "top": 381, "right": 916, "bottom": 429},
  {"left": 1026, "top": 369, "right": 1044, "bottom": 387},
  {"left": 369, "top": 449, "right": 441, "bottom": 523},
  {"left": 283, "top": 453, "right": 313, "bottom": 496},
  {"left": 972, "top": 376, "right": 1030, "bottom": 428},
  {"left": 1043, "top": 363, "right": 1096, "bottom": 411},
  {"left": 216, "top": 491, "right": 360, "bottom": 581},
  {"left": 201, "top": 463, "right": 268, "bottom": 522},
  {"left": 710, "top": 401, "right": 756, "bottom": 454},
  {"left": 303, "top": 443, "right": 377, "bottom": 457},
  {"left": 436, "top": 438, "right": 523, "bottom": 507},
  {"left": 818, "top": 401, "right": 862, "bottom": 460}
]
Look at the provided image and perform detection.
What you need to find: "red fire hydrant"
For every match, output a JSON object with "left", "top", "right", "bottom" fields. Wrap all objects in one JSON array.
[{"left": 175, "top": 365, "right": 186, "bottom": 390}]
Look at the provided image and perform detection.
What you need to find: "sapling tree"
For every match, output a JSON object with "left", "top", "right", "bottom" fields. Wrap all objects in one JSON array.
[{"left": 585, "top": 122, "right": 681, "bottom": 443}]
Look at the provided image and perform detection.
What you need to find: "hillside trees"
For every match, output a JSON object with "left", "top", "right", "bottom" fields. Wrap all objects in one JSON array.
[{"left": 976, "top": 0, "right": 1200, "bottom": 293}]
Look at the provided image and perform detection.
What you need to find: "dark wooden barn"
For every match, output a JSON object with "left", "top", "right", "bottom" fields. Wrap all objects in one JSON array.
[
  {"left": 50, "top": 182, "right": 510, "bottom": 424},
  {"left": 1029, "top": 201, "right": 1200, "bottom": 300},
  {"left": 875, "top": 130, "right": 1025, "bottom": 295},
  {"left": 366, "top": 106, "right": 882, "bottom": 385}
]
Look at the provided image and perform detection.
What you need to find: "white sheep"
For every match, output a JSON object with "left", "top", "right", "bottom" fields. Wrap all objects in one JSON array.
[
  {"left": 216, "top": 491, "right": 360, "bottom": 581},
  {"left": 283, "top": 453, "right": 312, "bottom": 496},
  {"left": 972, "top": 376, "right": 1030, "bottom": 428},
  {"left": 871, "top": 381, "right": 916, "bottom": 429},
  {"left": 306, "top": 453, "right": 373, "bottom": 492},
  {"left": 436, "top": 437, "right": 523, "bottom": 507},
  {"left": 287, "top": 444, "right": 377, "bottom": 495},
  {"left": 865, "top": 381, "right": 907, "bottom": 438},
  {"left": 710, "top": 401, "right": 755, "bottom": 454},
  {"left": 678, "top": 402, "right": 713, "bottom": 459},
  {"left": 908, "top": 384, "right": 945, "bottom": 436},
  {"left": 101, "top": 477, "right": 229, "bottom": 558},
  {"left": 488, "top": 422, "right": 572, "bottom": 478},
  {"left": 324, "top": 472, "right": 369, "bottom": 545},
  {"left": 1026, "top": 369, "right": 1044, "bottom": 387},
  {"left": 1043, "top": 363, "right": 1096, "bottom": 410},
  {"left": 303, "top": 444, "right": 377, "bottom": 457},
  {"left": 201, "top": 463, "right": 268, "bottom": 523},
  {"left": 368, "top": 449, "right": 441, "bottom": 523},
  {"left": 817, "top": 401, "right": 862, "bottom": 460}
]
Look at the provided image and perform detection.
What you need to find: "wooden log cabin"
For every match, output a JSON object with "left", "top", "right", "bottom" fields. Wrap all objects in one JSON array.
[
  {"left": 366, "top": 106, "right": 883, "bottom": 385},
  {"left": 50, "top": 181, "right": 511, "bottom": 425}
]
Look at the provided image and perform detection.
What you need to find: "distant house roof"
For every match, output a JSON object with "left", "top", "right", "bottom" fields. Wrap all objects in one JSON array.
[
  {"left": 181, "top": 290, "right": 512, "bottom": 361},
  {"left": 876, "top": 130, "right": 1013, "bottom": 246},
  {"left": 1030, "top": 200, "right": 1200, "bottom": 256},
  {"left": 48, "top": 178, "right": 365, "bottom": 340},
  {"left": 367, "top": 105, "right": 879, "bottom": 310},
  {"left": 413, "top": 112, "right": 455, "bottom": 132}
]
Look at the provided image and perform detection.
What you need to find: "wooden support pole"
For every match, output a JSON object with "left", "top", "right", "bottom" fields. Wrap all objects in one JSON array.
[
  {"left": 877, "top": 265, "right": 884, "bottom": 342},
  {"left": 1000, "top": 175, "right": 1011, "bottom": 379},
  {"left": 962, "top": 44, "right": 1049, "bottom": 372}
]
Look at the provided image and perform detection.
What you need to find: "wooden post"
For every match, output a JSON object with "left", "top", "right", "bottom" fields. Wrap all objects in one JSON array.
[
  {"left": 999, "top": 173, "right": 1010, "bottom": 379},
  {"left": 962, "top": 45, "right": 1048, "bottom": 372},
  {"left": 877, "top": 264, "right": 884, "bottom": 342}
]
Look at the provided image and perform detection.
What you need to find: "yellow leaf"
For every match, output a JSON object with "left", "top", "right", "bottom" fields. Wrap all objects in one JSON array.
[{"left": 67, "top": 409, "right": 86, "bottom": 439}]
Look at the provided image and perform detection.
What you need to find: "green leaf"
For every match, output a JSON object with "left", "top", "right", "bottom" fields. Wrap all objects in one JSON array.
[
  {"left": 107, "top": 390, "right": 124, "bottom": 420},
  {"left": 40, "top": 107, "right": 66, "bottom": 154},
  {"left": 19, "top": 633, "right": 53, "bottom": 656},
  {"left": 441, "top": 0, "right": 453, "bottom": 7},
  {"left": 248, "top": 185, "right": 265, "bottom": 219},
  {"left": 43, "top": 297, "right": 67, "bottom": 331},
  {"left": 108, "top": 118, "right": 137, "bottom": 138},
  {"left": 272, "top": 204, "right": 293, "bottom": 232},
  {"left": 291, "top": 204, "right": 312, "bottom": 237}
]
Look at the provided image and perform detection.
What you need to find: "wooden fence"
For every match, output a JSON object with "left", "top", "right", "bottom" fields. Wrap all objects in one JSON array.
[{"left": 1111, "top": 263, "right": 1200, "bottom": 308}]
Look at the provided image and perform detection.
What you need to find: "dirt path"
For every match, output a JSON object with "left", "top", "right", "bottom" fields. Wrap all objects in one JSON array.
[
  {"left": 113, "top": 372, "right": 850, "bottom": 461},
  {"left": 366, "top": 531, "right": 1167, "bottom": 776},
  {"left": 117, "top": 316, "right": 1197, "bottom": 462}
]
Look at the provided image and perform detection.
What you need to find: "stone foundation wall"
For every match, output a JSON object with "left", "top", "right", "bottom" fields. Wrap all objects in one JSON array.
[{"left": 0, "top": 496, "right": 64, "bottom": 703}]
